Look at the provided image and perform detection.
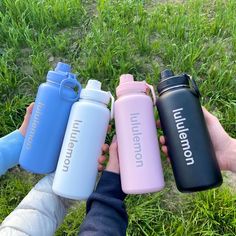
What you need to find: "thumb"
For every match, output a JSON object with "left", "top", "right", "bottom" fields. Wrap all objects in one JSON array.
[
  {"left": 202, "top": 106, "right": 218, "bottom": 125},
  {"left": 109, "top": 135, "right": 118, "bottom": 158},
  {"left": 106, "top": 135, "right": 120, "bottom": 174},
  {"left": 27, "top": 102, "right": 34, "bottom": 114}
]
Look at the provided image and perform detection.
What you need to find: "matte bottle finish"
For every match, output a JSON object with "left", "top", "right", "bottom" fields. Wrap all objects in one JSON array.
[
  {"left": 156, "top": 70, "right": 222, "bottom": 192},
  {"left": 19, "top": 62, "right": 81, "bottom": 174},
  {"left": 115, "top": 74, "right": 165, "bottom": 194},
  {"left": 52, "top": 80, "right": 113, "bottom": 200}
]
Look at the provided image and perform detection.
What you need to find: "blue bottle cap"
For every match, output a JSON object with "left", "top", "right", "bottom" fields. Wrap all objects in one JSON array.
[
  {"left": 47, "top": 62, "right": 76, "bottom": 87},
  {"left": 55, "top": 62, "right": 71, "bottom": 73}
]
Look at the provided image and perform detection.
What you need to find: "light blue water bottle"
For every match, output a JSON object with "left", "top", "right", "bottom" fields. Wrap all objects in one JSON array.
[
  {"left": 52, "top": 80, "right": 114, "bottom": 200},
  {"left": 19, "top": 62, "right": 81, "bottom": 174}
]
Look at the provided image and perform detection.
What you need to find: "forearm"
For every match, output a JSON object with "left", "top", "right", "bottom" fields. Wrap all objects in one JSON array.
[
  {"left": 0, "top": 174, "right": 74, "bottom": 236},
  {"left": 79, "top": 171, "right": 128, "bottom": 236}
]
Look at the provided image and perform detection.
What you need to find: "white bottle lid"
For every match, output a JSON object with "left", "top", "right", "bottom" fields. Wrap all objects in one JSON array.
[
  {"left": 80, "top": 80, "right": 111, "bottom": 105},
  {"left": 86, "top": 80, "right": 102, "bottom": 90},
  {"left": 80, "top": 80, "right": 114, "bottom": 119}
]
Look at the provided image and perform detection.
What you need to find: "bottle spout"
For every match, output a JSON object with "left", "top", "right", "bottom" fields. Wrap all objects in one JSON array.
[
  {"left": 86, "top": 80, "right": 102, "bottom": 90},
  {"left": 119, "top": 74, "right": 134, "bottom": 84},
  {"left": 55, "top": 62, "right": 71, "bottom": 73},
  {"left": 160, "top": 69, "right": 174, "bottom": 81},
  {"left": 116, "top": 74, "right": 148, "bottom": 97}
]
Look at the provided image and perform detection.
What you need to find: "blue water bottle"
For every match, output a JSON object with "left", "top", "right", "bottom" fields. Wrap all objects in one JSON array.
[{"left": 19, "top": 62, "right": 81, "bottom": 174}]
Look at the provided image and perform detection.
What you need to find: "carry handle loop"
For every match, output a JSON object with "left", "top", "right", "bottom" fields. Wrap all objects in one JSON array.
[
  {"left": 108, "top": 91, "right": 115, "bottom": 120},
  {"left": 145, "top": 82, "right": 157, "bottom": 105},
  {"left": 184, "top": 74, "right": 201, "bottom": 97},
  {"left": 59, "top": 75, "right": 82, "bottom": 102}
]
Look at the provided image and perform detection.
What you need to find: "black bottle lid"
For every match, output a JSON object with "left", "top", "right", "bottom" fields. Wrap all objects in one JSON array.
[
  {"left": 157, "top": 69, "right": 190, "bottom": 95},
  {"left": 160, "top": 69, "right": 175, "bottom": 80}
]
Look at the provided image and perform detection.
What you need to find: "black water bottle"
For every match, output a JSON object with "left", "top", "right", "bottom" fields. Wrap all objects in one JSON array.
[{"left": 156, "top": 69, "right": 223, "bottom": 192}]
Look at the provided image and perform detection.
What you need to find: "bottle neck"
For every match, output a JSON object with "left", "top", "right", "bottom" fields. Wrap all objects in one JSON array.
[
  {"left": 159, "top": 84, "right": 189, "bottom": 96},
  {"left": 79, "top": 98, "right": 107, "bottom": 107},
  {"left": 46, "top": 80, "right": 75, "bottom": 90},
  {"left": 117, "top": 90, "right": 146, "bottom": 98},
  {"left": 46, "top": 80, "right": 60, "bottom": 87}
]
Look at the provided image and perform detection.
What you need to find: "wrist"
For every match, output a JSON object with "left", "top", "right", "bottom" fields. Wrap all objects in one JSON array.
[{"left": 105, "top": 162, "right": 120, "bottom": 174}]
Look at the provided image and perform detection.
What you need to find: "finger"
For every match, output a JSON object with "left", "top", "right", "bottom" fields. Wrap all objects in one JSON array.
[
  {"left": 156, "top": 120, "right": 162, "bottom": 128},
  {"left": 202, "top": 106, "right": 219, "bottom": 126},
  {"left": 161, "top": 145, "right": 168, "bottom": 156},
  {"left": 98, "top": 155, "right": 107, "bottom": 165},
  {"left": 98, "top": 164, "right": 105, "bottom": 172},
  {"left": 107, "top": 125, "right": 112, "bottom": 133},
  {"left": 27, "top": 102, "right": 34, "bottom": 114},
  {"left": 159, "top": 136, "right": 166, "bottom": 145},
  {"left": 24, "top": 103, "right": 34, "bottom": 120},
  {"left": 102, "top": 144, "right": 109, "bottom": 154}
]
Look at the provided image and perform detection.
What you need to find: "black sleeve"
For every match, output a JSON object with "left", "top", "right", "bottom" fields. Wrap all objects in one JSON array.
[{"left": 78, "top": 171, "right": 128, "bottom": 236}]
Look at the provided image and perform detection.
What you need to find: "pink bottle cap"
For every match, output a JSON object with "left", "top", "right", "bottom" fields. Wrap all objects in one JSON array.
[{"left": 116, "top": 74, "right": 147, "bottom": 97}]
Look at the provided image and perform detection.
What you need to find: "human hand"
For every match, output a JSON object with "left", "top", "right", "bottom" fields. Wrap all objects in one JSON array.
[
  {"left": 97, "top": 135, "right": 120, "bottom": 174},
  {"left": 158, "top": 107, "right": 236, "bottom": 172},
  {"left": 19, "top": 103, "right": 34, "bottom": 136}
]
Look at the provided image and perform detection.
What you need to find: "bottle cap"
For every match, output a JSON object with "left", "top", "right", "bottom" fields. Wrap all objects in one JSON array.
[
  {"left": 55, "top": 62, "right": 71, "bottom": 73},
  {"left": 80, "top": 79, "right": 114, "bottom": 119},
  {"left": 116, "top": 74, "right": 147, "bottom": 97},
  {"left": 86, "top": 80, "right": 102, "bottom": 90},
  {"left": 116, "top": 74, "right": 156, "bottom": 105},
  {"left": 157, "top": 70, "right": 189, "bottom": 95},
  {"left": 80, "top": 80, "right": 111, "bottom": 105},
  {"left": 46, "top": 62, "right": 82, "bottom": 102},
  {"left": 46, "top": 62, "right": 77, "bottom": 88},
  {"left": 160, "top": 69, "right": 174, "bottom": 80}
]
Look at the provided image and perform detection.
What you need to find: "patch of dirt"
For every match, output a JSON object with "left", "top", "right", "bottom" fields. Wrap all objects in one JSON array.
[
  {"left": 152, "top": 55, "right": 165, "bottom": 69},
  {"left": 149, "top": 0, "right": 186, "bottom": 4},
  {"left": 162, "top": 177, "right": 186, "bottom": 211},
  {"left": 145, "top": 0, "right": 186, "bottom": 12},
  {"left": 15, "top": 48, "right": 34, "bottom": 76},
  {"left": 223, "top": 171, "right": 236, "bottom": 191},
  {"left": 20, "top": 48, "right": 32, "bottom": 56},
  {"left": 48, "top": 56, "right": 69, "bottom": 69},
  {"left": 20, "top": 64, "right": 34, "bottom": 76},
  {"left": 84, "top": 0, "right": 98, "bottom": 17}
]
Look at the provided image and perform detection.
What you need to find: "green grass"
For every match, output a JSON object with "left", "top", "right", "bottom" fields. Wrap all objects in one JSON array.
[{"left": 0, "top": 0, "right": 236, "bottom": 235}]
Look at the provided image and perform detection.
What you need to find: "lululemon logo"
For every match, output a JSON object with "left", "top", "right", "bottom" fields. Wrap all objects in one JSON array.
[
  {"left": 173, "top": 108, "right": 194, "bottom": 166},
  {"left": 130, "top": 113, "right": 143, "bottom": 167}
]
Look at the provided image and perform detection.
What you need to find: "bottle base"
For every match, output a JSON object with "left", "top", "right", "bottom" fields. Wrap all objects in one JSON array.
[
  {"left": 122, "top": 183, "right": 165, "bottom": 195},
  {"left": 52, "top": 188, "right": 89, "bottom": 201},
  {"left": 20, "top": 162, "right": 54, "bottom": 175},
  {"left": 177, "top": 179, "right": 223, "bottom": 193}
]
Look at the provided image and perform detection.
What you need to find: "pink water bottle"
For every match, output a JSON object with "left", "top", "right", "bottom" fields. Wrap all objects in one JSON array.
[{"left": 114, "top": 74, "right": 165, "bottom": 194}]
